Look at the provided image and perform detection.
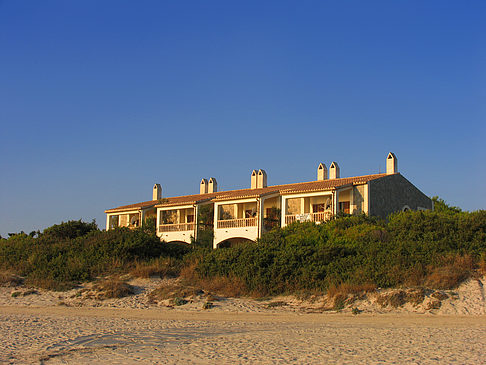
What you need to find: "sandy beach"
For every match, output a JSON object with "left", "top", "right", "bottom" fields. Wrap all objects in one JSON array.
[
  {"left": 1, "top": 276, "right": 485, "bottom": 364},
  {"left": 1, "top": 307, "right": 485, "bottom": 364}
]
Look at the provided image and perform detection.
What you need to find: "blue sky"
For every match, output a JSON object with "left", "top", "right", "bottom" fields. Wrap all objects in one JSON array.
[{"left": 0, "top": 1, "right": 485, "bottom": 236}]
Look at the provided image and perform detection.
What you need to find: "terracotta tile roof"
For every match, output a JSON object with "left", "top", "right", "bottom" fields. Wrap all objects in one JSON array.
[
  {"left": 155, "top": 192, "right": 218, "bottom": 207},
  {"left": 105, "top": 173, "right": 389, "bottom": 212},
  {"left": 212, "top": 188, "right": 280, "bottom": 202},
  {"left": 212, "top": 173, "right": 387, "bottom": 200},
  {"left": 279, "top": 173, "right": 388, "bottom": 194},
  {"left": 105, "top": 200, "right": 158, "bottom": 213}
]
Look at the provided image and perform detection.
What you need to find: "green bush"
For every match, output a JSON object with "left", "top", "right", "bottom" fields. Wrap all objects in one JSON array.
[
  {"left": 0, "top": 222, "right": 189, "bottom": 290},
  {"left": 192, "top": 208, "right": 486, "bottom": 296},
  {"left": 1, "top": 201, "right": 484, "bottom": 296}
]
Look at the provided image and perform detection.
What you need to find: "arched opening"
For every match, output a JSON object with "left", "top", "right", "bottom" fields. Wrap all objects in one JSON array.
[
  {"left": 217, "top": 237, "right": 255, "bottom": 248},
  {"left": 164, "top": 240, "right": 191, "bottom": 246}
]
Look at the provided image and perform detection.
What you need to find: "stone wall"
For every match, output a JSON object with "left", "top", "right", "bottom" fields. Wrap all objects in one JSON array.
[
  {"left": 352, "top": 185, "right": 365, "bottom": 214},
  {"left": 369, "top": 174, "right": 432, "bottom": 218}
]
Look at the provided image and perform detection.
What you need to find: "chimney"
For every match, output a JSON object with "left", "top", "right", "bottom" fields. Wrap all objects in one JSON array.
[
  {"left": 208, "top": 177, "right": 218, "bottom": 193},
  {"left": 329, "top": 162, "right": 340, "bottom": 179},
  {"left": 257, "top": 169, "right": 267, "bottom": 188},
  {"left": 200, "top": 178, "right": 208, "bottom": 194},
  {"left": 317, "top": 163, "right": 328, "bottom": 181},
  {"left": 251, "top": 170, "right": 258, "bottom": 189},
  {"left": 386, "top": 152, "right": 397, "bottom": 174},
  {"left": 153, "top": 183, "right": 162, "bottom": 200}
]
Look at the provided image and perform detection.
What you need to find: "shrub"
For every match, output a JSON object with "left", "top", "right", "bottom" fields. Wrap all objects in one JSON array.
[
  {"left": 0, "top": 222, "right": 189, "bottom": 290},
  {"left": 377, "top": 291, "right": 407, "bottom": 308},
  {"left": 42, "top": 220, "right": 98, "bottom": 240},
  {"left": 0, "top": 271, "right": 24, "bottom": 287},
  {"left": 203, "top": 301, "right": 214, "bottom": 309},
  {"left": 327, "top": 283, "right": 376, "bottom": 298},
  {"left": 148, "top": 284, "right": 203, "bottom": 303},
  {"left": 173, "top": 297, "right": 188, "bottom": 306},
  {"left": 92, "top": 279, "right": 134, "bottom": 299},
  {"left": 130, "top": 257, "right": 182, "bottom": 278},
  {"left": 266, "top": 301, "right": 287, "bottom": 308},
  {"left": 2, "top": 205, "right": 484, "bottom": 297}
]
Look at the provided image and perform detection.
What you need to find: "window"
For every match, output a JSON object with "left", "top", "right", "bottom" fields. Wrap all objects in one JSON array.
[
  {"left": 161, "top": 210, "right": 178, "bottom": 224},
  {"left": 245, "top": 209, "right": 256, "bottom": 218},
  {"left": 339, "top": 201, "right": 350, "bottom": 214},
  {"left": 109, "top": 215, "right": 119, "bottom": 229},
  {"left": 186, "top": 215, "right": 194, "bottom": 223},
  {"left": 312, "top": 204, "right": 325, "bottom": 212}
]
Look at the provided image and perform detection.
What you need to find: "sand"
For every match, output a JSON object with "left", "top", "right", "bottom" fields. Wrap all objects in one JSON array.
[{"left": 1, "top": 276, "right": 485, "bottom": 364}]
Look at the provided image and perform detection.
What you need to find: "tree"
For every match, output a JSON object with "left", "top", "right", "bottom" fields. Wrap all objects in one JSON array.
[
  {"left": 42, "top": 220, "right": 98, "bottom": 239},
  {"left": 431, "top": 196, "right": 462, "bottom": 214}
]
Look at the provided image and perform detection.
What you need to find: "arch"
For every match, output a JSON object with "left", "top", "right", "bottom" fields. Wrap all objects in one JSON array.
[
  {"left": 164, "top": 239, "right": 192, "bottom": 245},
  {"left": 402, "top": 205, "right": 411, "bottom": 212},
  {"left": 164, "top": 240, "right": 191, "bottom": 246},
  {"left": 216, "top": 237, "right": 255, "bottom": 248}
]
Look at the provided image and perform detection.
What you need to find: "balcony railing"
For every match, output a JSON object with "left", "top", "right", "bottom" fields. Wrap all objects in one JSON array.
[
  {"left": 217, "top": 217, "right": 257, "bottom": 229},
  {"left": 159, "top": 223, "right": 195, "bottom": 232},
  {"left": 285, "top": 211, "right": 333, "bottom": 225}
]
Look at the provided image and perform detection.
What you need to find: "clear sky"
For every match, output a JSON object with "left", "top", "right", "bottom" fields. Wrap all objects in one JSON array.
[{"left": 0, "top": 1, "right": 485, "bottom": 236}]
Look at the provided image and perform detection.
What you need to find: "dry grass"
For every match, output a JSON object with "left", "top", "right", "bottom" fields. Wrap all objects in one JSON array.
[
  {"left": 376, "top": 290, "right": 407, "bottom": 308},
  {"left": 406, "top": 288, "right": 426, "bottom": 306},
  {"left": 25, "top": 277, "right": 74, "bottom": 291},
  {"left": 403, "top": 264, "right": 427, "bottom": 287},
  {"left": 130, "top": 258, "right": 180, "bottom": 279},
  {"left": 326, "top": 283, "right": 377, "bottom": 310},
  {"left": 266, "top": 301, "right": 287, "bottom": 308},
  {"left": 478, "top": 258, "right": 486, "bottom": 275},
  {"left": 179, "top": 261, "right": 248, "bottom": 298},
  {"left": 431, "top": 291, "right": 449, "bottom": 301},
  {"left": 425, "top": 299, "right": 442, "bottom": 310},
  {"left": 327, "top": 282, "right": 377, "bottom": 298},
  {"left": 425, "top": 266, "right": 471, "bottom": 290},
  {"left": 377, "top": 288, "right": 426, "bottom": 308},
  {"left": 148, "top": 283, "right": 204, "bottom": 303},
  {"left": 425, "top": 255, "right": 474, "bottom": 290},
  {"left": 0, "top": 271, "right": 24, "bottom": 287},
  {"left": 91, "top": 278, "right": 134, "bottom": 299}
]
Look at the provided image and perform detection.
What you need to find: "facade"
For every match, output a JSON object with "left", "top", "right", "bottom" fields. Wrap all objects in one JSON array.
[{"left": 105, "top": 153, "right": 433, "bottom": 248}]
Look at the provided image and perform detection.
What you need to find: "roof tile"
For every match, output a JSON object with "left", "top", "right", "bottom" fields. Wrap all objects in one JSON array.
[{"left": 105, "top": 173, "right": 389, "bottom": 212}]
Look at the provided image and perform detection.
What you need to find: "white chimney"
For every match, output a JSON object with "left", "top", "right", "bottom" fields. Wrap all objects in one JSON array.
[
  {"left": 329, "top": 162, "right": 340, "bottom": 179},
  {"left": 317, "top": 163, "right": 328, "bottom": 181},
  {"left": 153, "top": 183, "right": 162, "bottom": 200},
  {"left": 386, "top": 152, "right": 397, "bottom": 174},
  {"left": 251, "top": 170, "right": 258, "bottom": 189},
  {"left": 200, "top": 178, "right": 208, "bottom": 194},
  {"left": 208, "top": 177, "right": 218, "bottom": 193},
  {"left": 257, "top": 169, "right": 267, "bottom": 188}
]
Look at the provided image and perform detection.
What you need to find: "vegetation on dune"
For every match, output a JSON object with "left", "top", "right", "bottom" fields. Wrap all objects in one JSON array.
[
  {"left": 0, "top": 220, "right": 189, "bottom": 290},
  {"left": 191, "top": 209, "right": 485, "bottom": 296},
  {"left": 0, "top": 199, "right": 485, "bottom": 296}
]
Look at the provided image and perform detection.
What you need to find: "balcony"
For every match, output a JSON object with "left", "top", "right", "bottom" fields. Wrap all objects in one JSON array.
[
  {"left": 217, "top": 217, "right": 257, "bottom": 229},
  {"left": 284, "top": 211, "right": 333, "bottom": 225},
  {"left": 159, "top": 223, "right": 195, "bottom": 232}
]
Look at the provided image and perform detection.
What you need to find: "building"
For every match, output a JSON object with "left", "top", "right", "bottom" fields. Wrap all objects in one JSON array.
[{"left": 105, "top": 153, "right": 433, "bottom": 248}]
